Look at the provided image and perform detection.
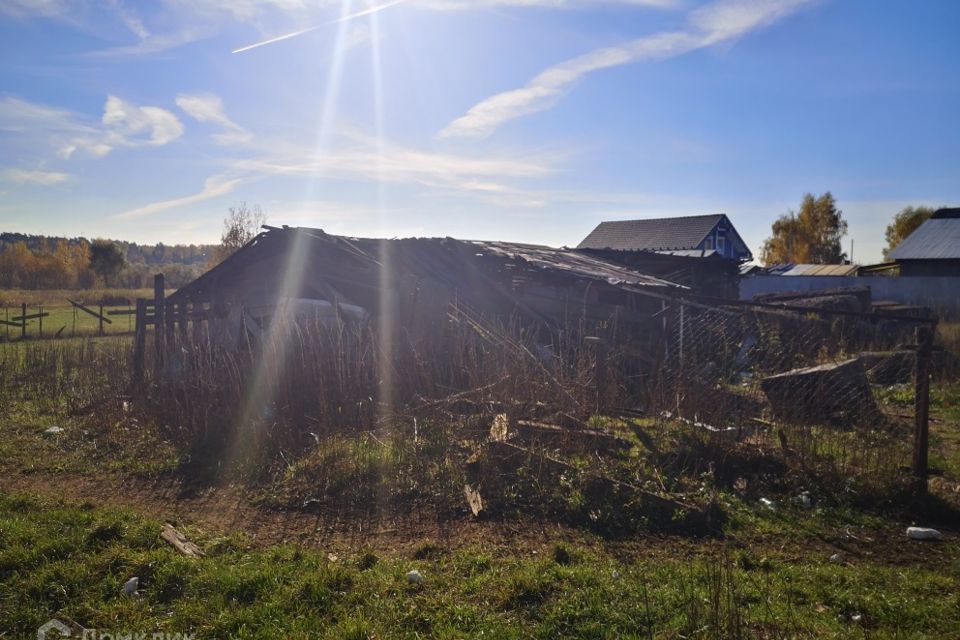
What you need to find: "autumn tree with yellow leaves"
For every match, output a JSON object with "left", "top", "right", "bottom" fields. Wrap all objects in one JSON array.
[{"left": 760, "top": 192, "right": 848, "bottom": 266}]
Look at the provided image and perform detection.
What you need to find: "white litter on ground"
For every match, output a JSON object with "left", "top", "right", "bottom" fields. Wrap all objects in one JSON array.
[{"left": 906, "top": 527, "right": 943, "bottom": 541}]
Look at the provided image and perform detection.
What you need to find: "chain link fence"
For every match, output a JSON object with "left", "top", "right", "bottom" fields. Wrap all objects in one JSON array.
[{"left": 656, "top": 295, "right": 937, "bottom": 498}]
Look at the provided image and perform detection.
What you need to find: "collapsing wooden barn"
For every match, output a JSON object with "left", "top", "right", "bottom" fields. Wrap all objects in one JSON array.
[
  {"left": 163, "top": 225, "right": 685, "bottom": 348},
  {"left": 126, "top": 226, "right": 691, "bottom": 437}
]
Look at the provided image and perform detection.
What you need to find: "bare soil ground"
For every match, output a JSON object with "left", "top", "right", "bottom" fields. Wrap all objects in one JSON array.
[{"left": 2, "top": 467, "right": 955, "bottom": 574}]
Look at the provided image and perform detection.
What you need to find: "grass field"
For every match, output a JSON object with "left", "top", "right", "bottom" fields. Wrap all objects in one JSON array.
[
  {"left": 1, "top": 491, "right": 957, "bottom": 639},
  {"left": 1, "top": 328, "right": 959, "bottom": 638},
  {"left": 0, "top": 288, "right": 174, "bottom": 340}
]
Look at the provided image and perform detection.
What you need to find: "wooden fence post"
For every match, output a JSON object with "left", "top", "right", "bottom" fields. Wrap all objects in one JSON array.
[
  {"left": 178, "top": 301, "right": 188, "bottom": 341},
  {"left": 165, "top": 300, "right": 176, "bottom": 347},
  {"left": 913, "top": 324, "right": 935, "bottom": 495},
  {"left": 585, "top": 336, "right": 608, "bottom": 416},
  {"left": 38, "top": 304, "right": 43, "bottom": 338},
  {"left": 133, "top": 299, "right": 147, "bottom": 387},
  {"left": 21, "top": 303, "right": 26, "bottom": 340},
  {"left": 98, "top": 304, "right": 105, "bottom": 336},
  {"left": 192, "top": 302, "right": 204, "bottom": 345},
  {"left": 154, "top": 274, "right": 165, "bottom": 380}
]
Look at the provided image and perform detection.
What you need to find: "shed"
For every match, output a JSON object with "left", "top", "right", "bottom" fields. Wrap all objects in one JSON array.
[
  {"left": 168, "top": 226, "right": 686, "bottom": 350},
  {"left": 888, "top": 208, "right": 960, "bottom": 276}
]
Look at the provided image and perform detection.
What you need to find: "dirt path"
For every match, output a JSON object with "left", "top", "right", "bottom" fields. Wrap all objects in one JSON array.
[{"left": 2, "top": 469, "right": 957, "bottom": 570}]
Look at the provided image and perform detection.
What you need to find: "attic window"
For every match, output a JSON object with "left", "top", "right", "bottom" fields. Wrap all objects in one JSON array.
[{"left": 704, "top": 237, "right": 714, "bottom": 250}]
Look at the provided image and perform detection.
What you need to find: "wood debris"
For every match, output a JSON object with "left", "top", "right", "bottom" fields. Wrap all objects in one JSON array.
[{"left": 161, "top": 523, "right": 204, "bottom": 557}]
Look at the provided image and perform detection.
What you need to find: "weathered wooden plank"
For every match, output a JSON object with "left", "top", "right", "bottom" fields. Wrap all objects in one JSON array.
[
  {"left": 761, "top": 358, "right": 880, "bottom": 425},
  {"left": 464, "top": 485, "right": 484, "bottom": 517},
  {"left": 161, "top": 523, "right": 204, "bottom": 557},
  {"left": 68, "top": 299, "right": 113, "bottom": 324},
  {"left": 11, "top": 312, "right": 50, "bottom": 321}
]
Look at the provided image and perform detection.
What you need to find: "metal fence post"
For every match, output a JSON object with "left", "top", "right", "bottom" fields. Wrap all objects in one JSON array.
[{"left": 913, "top": 324, "right": 934, "bottom": 494}]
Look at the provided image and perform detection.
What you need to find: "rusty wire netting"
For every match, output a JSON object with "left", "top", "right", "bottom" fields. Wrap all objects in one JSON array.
[{"left": 656, "top": 298, "right": 936, "bottom": 497}]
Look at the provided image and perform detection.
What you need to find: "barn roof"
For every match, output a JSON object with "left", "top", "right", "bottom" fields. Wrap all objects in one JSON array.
[
  {"left": 889, "top": 208, "right": 960, "bottom": 260},
  {"left": 577, "top": 214, "right": 726, "bottom": 252},
  {"left": 169, "top": 227, "right": 685, "bottom": 308}
]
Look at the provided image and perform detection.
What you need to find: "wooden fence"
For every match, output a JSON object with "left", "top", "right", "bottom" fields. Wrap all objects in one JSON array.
[
  {"left": 1, "top": 300, "right": 136, "bottom": 341},
  {"left": 131, "top": 273, "right": 209, "bottom": 386}
]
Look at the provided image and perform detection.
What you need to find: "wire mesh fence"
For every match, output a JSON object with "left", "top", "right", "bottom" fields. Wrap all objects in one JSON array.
[{"left": 656, "top": 297, "right": 937, "bottom": 498}]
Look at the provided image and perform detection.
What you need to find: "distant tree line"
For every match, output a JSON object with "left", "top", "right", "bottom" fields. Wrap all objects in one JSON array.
[{"left": 0, "top": 233, "right": 215, "bottom": 290}]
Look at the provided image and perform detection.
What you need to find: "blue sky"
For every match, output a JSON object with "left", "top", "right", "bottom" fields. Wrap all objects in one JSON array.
[{"left": 1, "top": 0, "right": 958, "bottom": 263}]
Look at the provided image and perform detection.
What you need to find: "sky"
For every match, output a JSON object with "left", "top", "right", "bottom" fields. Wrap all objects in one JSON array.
[{"left": 1, "top": 0, "right": 958, "bottom": 264}]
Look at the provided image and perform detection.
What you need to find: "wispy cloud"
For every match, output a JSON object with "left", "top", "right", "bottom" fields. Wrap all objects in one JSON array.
[
  {"left": 61, "top": 95, "right": 184, "bottom": 158},
  {"left": 1, "top": 95, "right": 184, "bottom": 159},
  {"left": 231, "top": 0, "right": 408, "bottom": 53},
  {"left": 0, "top": 96, "right": 86, "bottom": 134},
  {"left": 440, "top": 0, "right": 818, "bottom": 139},
  {"left": 175, "top": 92, "right": 252, "bottom": 145},
  {"left": 233, "top": 130, "right": 554, "bottom": 197},
  {"left": 1, "top": 168, "right": 72, "bottom": 185},
  {"left": 418, "top": 0, "right": 677, "bottom": 8},
  {"left": 0, "top": 0, "right": 68, "bottom": 18},
  {"left": 8, "top": 0, "right": 682, "bottom": 57},
  {"left": 103, "top": 0, "right": 150, "bottom": 39},
  {"left": 111, "top": 174, "right": 245, "bottom": 220},
  {"left": 110, "top": 124, "right": 558, "bottom": 222}
]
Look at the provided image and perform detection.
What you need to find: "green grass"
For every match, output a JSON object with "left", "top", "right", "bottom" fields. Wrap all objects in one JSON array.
[
  {"left": 0, "top": 491, "right": 957, "bottom": 639},
  {"left": 0, "top": 287, "right": 180, "bottom": 340},
  {"left": 1, "top": 334, "right": 958, "bottom": 637},
  {"left": 0, "top": 304, "right": 139, "bottom": 340}
]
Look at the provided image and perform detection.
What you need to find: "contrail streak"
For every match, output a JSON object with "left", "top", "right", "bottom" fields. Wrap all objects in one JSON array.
[{"left": 232, "top": 0, "right": 410, "bottom": 54}]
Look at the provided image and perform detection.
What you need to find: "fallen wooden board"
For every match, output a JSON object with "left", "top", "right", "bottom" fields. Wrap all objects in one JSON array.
[
  {"left": 464, "top": 484, "right": 485, "bottom": 517},
  {"left": 161, "top": 523, "right": 204, "bottom": 557},
  {"left": 11, "top": 312, "right": 49, "bottom": 321},
  {"left": 761, "top": 358, "right": 880, "bottom": 425}
]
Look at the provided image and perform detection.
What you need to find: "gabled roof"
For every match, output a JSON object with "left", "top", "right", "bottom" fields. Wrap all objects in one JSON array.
[
  {"left": 889, "top": 208, "right": 960, "bottom": 260},
  {"left": 577, "top": 214, "right": 726, "bottom": 252}
]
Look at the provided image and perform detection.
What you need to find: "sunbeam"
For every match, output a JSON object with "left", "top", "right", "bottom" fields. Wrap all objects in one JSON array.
[{"left": 224, "top": 229, "right": 313, "bottom": 471}]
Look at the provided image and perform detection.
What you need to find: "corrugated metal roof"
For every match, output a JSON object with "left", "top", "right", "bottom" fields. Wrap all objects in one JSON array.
[
  {"left": 465, "top": 239, "right": 683, "bottom": 289},
  {"left": 577, "top": 214, "right": 724, "bottom": 251},
  {"left": 889, "top": 217, "right": 960, "bottom": 260},
  {"left": 765, "top": 264, "right": 859, "bottom": 276},
  {"left": 654, "top": 249, "right": 719, "bottom": 258}
]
